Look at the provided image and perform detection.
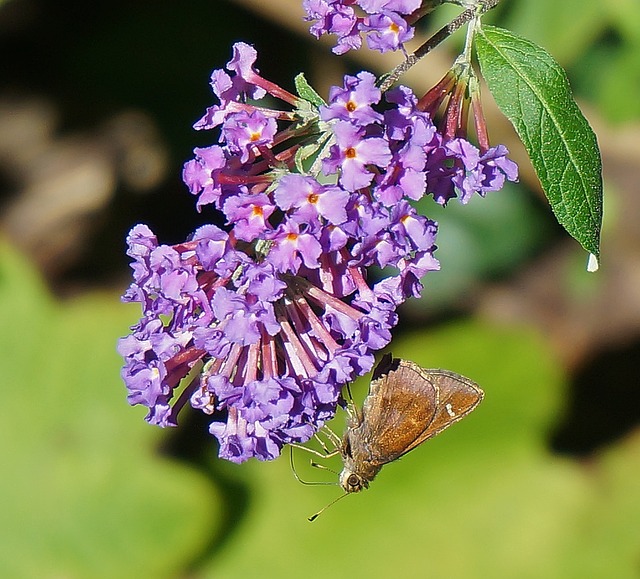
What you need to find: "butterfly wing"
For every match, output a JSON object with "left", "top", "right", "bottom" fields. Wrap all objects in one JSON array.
[
  {"left": 401, "top": 368, "right": 484, "bottom": 454},
  {"left": 350, "top": 358, "right": 484, "bottom": 466},
  {"left": 352, "top": 357, "right": 439, "bottom": 466}
]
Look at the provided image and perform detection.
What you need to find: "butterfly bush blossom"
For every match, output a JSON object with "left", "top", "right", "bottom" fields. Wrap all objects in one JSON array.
[
  {"left": 118, "top": 42, "right": 517, "bottom": 463},
  {"left": 304, "top": 0, "right": 433, "bottom": 54}
]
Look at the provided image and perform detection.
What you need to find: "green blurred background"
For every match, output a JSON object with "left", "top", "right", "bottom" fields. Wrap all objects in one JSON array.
[{"left": 1, "top": 0, "right": 639, "bottom": 577}]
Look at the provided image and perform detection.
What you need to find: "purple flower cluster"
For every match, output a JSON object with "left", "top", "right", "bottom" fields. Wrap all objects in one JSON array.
[
  {"left": 118, "top": 42, "right": 517, "bottom": 463},
  {"left": 303, "top": 0, "right": 422, "bottom": 54}
]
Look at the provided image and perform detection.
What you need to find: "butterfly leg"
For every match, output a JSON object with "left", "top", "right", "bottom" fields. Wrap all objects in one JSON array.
[
  {"left": 318, "top": 425, "right": 343, "bottom": 451},
  {"left": 343, "top": 383, "right": 363, "bottom": 425},
  {"left": 288, "top": 442, "right": 339, "bottom": 459}
]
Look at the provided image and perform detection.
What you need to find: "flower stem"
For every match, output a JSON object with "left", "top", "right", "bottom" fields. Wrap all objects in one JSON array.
[{"left": 378, "top": 0, "right": 501, "bottom": 92}]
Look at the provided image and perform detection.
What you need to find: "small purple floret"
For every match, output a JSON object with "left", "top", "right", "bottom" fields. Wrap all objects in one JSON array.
[{"left": 303, "top": 0, "right": 421, "bottom": 54}]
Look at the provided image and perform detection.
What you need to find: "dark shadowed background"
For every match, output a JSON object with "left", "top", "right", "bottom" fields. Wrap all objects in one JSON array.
[{"left": 1, "top": 0, "right": 639, "bottom": 577}]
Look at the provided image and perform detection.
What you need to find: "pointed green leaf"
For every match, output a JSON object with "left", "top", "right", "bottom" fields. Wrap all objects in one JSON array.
[
  {"left": 476, "top": 25, "right": 603, "bottom": 258},
  {"left": 294, "top": 72, "right": 325, "bottom": 107},
  {"left": 294, "top": 141, "right": 322, "bottom": 173}
]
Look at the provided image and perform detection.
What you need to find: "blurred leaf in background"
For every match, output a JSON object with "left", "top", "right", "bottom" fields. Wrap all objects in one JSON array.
[
  {"left": 494, "top": 0, "right": 640, "bottom": 123},
  {"left": 3, "top": 227, "right": 638, "bottom": 578},
  {"left": 406, "top": 181, "right": 555, "bottom": 315},
  {"left": 195, "top": 321, "right": 640, "bottom": 578},
  {"left": 0, "top": 242, "right": 220, "bottom": 578}
]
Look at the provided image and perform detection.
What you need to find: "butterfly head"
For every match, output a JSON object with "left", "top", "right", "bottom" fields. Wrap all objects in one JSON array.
[{"left": 339, "top": 468, "right": 369, "bottom": 493}]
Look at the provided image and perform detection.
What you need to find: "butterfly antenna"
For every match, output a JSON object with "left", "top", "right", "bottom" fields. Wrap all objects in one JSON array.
[
  {"left": 308, "top": 492, "right": 349, "bottom": 522},
  {"left": 310, "top": 460, "right": 338, "bottom": 474}
]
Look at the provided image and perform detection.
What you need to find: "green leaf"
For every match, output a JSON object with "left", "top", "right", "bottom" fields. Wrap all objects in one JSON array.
[
  {"left": 0, "top": 241, "right": 221, "bottom": 579},
  {"left": 194, "top": 321, "right": 640, "bottom": 578},
  {"left": 495, "top": 0, "right": 607, "bottom": 65},
  {"left": 294, "top": 72, "right": 325, "bottom": 107},
  {"left": 476, "top": 25, "right": 603, "bottom": 258},
  {"left": 294, "top": 141, "right": 323, "bottom": 173}
]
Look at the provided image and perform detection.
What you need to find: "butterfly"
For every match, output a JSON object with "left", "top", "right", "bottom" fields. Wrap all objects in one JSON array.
[
  {"left": 338, "top": 354, "right": 484, "bottom": 494},
  {"left": 295, "top": 354, "right": 484, "bottom": 520}
]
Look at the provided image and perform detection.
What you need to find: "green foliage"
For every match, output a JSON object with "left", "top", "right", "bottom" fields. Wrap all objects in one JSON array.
[
  {"left": 197, "top": 326, "right": 640, "bottom": 578},
  {"left": 0, "top": 242, "right": 220, "bottom": 579},
  {"left": 294, "top": 73, "right": 326, "bottom": 107},
  {"left": 489, "top": 0, "right": 640, "bottom": 123},
  {"left": 492, "top": 0, "right": 606, "bottom": 66},
  {"left": 2, "top": 241, "right": 638, "bottom": 578},
  {"left": 476, "top": 25, "right": 603, "bottom": 259},
  {"left": 202, "top": 323, "right": 640, "bottom": 579},
  {"left": 411, "top": 181, "right": 552, "bottom": 311}
]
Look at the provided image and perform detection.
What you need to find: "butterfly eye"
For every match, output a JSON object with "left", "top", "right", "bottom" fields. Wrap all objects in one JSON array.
[{"left": 345, "top": 473, "right": 368, "bottom": 492}]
